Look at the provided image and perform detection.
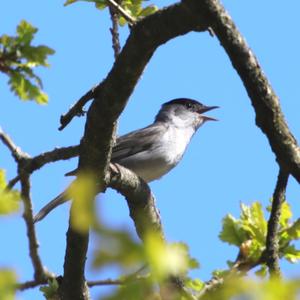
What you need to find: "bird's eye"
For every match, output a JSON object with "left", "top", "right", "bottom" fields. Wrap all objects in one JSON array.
[{"left": 186, "top": 103, "right": 193, "bottom": 109}]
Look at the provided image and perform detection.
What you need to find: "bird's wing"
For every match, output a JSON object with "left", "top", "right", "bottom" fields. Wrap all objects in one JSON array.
[{"left": 112, "top": 123, "right": 167, "bottom": 162}]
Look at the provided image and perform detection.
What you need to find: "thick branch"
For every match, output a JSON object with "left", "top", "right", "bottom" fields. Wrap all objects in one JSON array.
[
  {"left": 184, "top": 0, "right": 300, "bottom": 182},
  {"left": 265, "top": 169, "right": 289, "bottom": 277},
  {"left": 109, "top": 164, "right": 164, "bottom": 241}
]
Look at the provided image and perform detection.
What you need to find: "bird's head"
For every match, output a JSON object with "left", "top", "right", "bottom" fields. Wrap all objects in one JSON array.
[{"left": 155, "top": 98, "right": 219, "bottom": 130}]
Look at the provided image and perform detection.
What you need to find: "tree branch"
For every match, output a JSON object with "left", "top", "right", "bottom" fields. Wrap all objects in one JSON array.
[
  {"left": 0, "top": 127, "right": 29, "bottom": 162},
  {"left": 106, "top": 0, "right": 135, "bottom": 25},
  {"left": 59, "top": 89, "right": 94, "bottom": 131},
  {"left": 19, "top": 171, "right": 47, "bottom": 281},
  {"left": 7, "top": 145, "right": 79, "bottom": 188},
  {"left": 265, "top": 169, "right": 289, "bottom": 277},
  {"left": 109, "top": 164, "right": 164, "bottom": 241},
  {"left": 109, "top": 2, "right": 121, "bottom": 60},
  {"left": 183, "top": 0, "right": 300, "bottom": 182}
]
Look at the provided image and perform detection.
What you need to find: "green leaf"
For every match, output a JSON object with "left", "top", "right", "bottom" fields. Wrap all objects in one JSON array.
[
  {"left": 95, "top": 0, "right": 108, "bottom": 9},
  {"left": 16, "top": 20, "right": 37, "bottom": 45},
  {"left": 247, "top": 239, "right": 263, "bottom": 261},
  {"left": 20, "top": 45, "right": 55, "bottom": 67},
  {"left": 0, "top": 170, "right": 20, "bottom": 215},
  {"left": 40, "top": 279, "right": 59, "bottom": 299},
  {"left": 8, "top": 72, "right": 48, "bottom": 104},
  {"left": 0, "top": 34, "right": 14, "bottom": 48},
  {"left": 255, "top": 264, "right": 268, "bottom": 278},
  {"left": 185, "top": 278, "right": 204, "bottom": 292},
  {"left": 0, "top": 269, "right": 17, "bottom": 300},
  {"left": 1, "top": 20, "right": 54, "bottom": 103},
  {"left": 212, "top": 269, "right": 230, "bottom": 278},
  {"left": 279, "top": 201, "right": 292, "bottom": 228},
  {"left": 118, "top": 16, "right": 127, "bottom": 27},
  {"left": 138, "top": 5, "right": 158, "bottom": 17},
  {"left": 240, "top": 202, "right": 267, "bottom": 244},
  {"left": 285, "top": 219, "right": 300, "bottom": 240},
  {"left": 64, "top": 0, "right": 78, "bottom": 6},
  {"left": 219, "top": 214, "right": 247, "bottom": 246},
  {"left": 283, "top": 245, "right": 300, "bottom": 263}
]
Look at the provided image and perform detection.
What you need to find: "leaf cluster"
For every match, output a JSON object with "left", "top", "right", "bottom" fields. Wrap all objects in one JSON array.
[
  {"left": 0, "top": 20, "right": 54, "bottom": 104},
  {"left": 64, "top": 0, "right": 158, "bottom": 26},
  {"left": 219, "top": 201, "right": 300, "bottom": 275}
]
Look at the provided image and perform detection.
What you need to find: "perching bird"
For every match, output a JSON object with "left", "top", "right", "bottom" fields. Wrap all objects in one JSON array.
[{"left": 34, "top": 98, "right": 218, "bottom": 223}]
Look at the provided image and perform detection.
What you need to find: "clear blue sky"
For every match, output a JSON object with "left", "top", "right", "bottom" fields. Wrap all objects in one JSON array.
[{"left": 1, "top": 1, "right": 300, "bottom": 299}]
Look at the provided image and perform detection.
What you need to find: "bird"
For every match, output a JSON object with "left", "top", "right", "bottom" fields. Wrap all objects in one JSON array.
[{"left": 33, "top": 98, "right": 218, "bottom": 223}]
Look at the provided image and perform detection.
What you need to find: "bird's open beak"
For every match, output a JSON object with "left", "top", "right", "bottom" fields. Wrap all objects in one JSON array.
[{"left": 199, "top": 105, "right": 219, "bottom": 121}]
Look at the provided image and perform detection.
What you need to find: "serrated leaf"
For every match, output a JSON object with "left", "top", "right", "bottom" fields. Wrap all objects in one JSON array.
[
  {"left": 16, "top": 20, "right": 37, "bottom": 45},
  {"left": 0, "top": 170, "right": 20, "bottom": 215},
  {"left": 279, "top": 201, "right": 292, "bottom": 228},
  {"left": 283, "top": 245, "right": 300, "bottom": 263},
  {"left": 247, "top": 239, "right": 263, "bottom": 261},
  {"left": 1, "top": 20, "right": 53, "bottom": 104},
  {"left": 240, "top": 202, "right": 267, "bottom": 244},
  {"left": 8, "top": 72, "right": 48, "bottom": 104},
  {"left": 219, "top": 214, "right": 247, "bottom": 246},
  {"left": 20, "top": 45, "right": 55, "bottom": 66},
  {"left": 285, "top": 219, "right": 300, "bottom": 240}
]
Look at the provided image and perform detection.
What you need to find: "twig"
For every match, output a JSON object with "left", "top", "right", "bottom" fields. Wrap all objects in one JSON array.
[
  {"left": 265, "top": 169, "right": 289, "bottom": 277},
  {"left": 7, "top": 145, "right": 79, "bottom": 188},
  {"left": 109, "top": 3, "right": 121, "bottom": 59},
  {"left": 17, "top": 279, "right": 48, "bottom": 291},
  {"left": 59, "top": 88, "right": 95, "bottom": 131},
  {"left": 87, "top": 279, "right": 124, "bottom": 287},
  {"left": 0, "top": 127, "right": 29, "bottom": 162},
  {"left": 19, "top": 172, "right": 47, "bottom": 281},
  {"left": 17, "top": 277, "right": 122, "bottom": 291},
  {"left": 106, "top": 0, "right": 136, "bottom": 25},
  {"left": 28, "top": 145, "right": 79, "bottom": 172}
]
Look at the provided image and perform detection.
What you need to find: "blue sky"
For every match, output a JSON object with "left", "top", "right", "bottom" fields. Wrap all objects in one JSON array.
[{"left": 1, "top": 1, "right": 300, "bottom": 299}]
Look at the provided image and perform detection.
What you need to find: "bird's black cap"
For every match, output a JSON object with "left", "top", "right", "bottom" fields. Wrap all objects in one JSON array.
[{"left": 163, "top": 98, "right": 219, "bottom": 115}]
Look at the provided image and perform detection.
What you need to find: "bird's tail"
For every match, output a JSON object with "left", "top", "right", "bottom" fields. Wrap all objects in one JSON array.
[{"left": 33, "top": 191, "right": 69, "bottom": 223}]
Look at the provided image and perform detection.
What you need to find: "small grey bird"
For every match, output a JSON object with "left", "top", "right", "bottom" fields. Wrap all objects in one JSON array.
[{"left": 34, "top": 98, "right": 218, "bottom": 223}]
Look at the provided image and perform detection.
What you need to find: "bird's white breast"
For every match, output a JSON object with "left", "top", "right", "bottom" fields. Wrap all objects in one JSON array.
[{"left": 160, "top": 125, "right": 195, "bottom": 165}]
